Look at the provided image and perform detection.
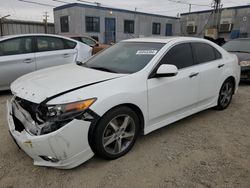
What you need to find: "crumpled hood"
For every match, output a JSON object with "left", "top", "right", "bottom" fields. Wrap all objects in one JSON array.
[{"left": 11, "top": 64, "right": 125, "bottom": 103}]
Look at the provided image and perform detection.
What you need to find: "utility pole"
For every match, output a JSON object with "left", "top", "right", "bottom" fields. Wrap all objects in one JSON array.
[
  {"left": 43, "top": 12, "right": 49, "bottom": 34},
  {"left": 0, "top": 14, "right": 11, "bottom": 36},
  {"left": 189, "top": 4, "right": 192, "bottom": 13},
  {"left": 212, "top": 0, "right": 221, "bottom": 28}
]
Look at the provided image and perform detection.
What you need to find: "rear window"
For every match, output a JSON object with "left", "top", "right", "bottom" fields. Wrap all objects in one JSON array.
[{"left": 222, "top": 39, "right": 250, "bottom": 53}]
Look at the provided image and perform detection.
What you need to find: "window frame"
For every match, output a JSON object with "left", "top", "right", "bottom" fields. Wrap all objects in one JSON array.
[
  {"left": 152, "top": 22, "right": 161, "bottom": 35},
  {"left": 0, "top": 36, "right": 35, "bottom": 56},
  {"left": 60, "top": 16, "right": 69, "bottom": 33},
  {"left": 85, "top": 16, "right": 100, "bottom": 33},
  {"left": 124, "top": 20, "right": 135, "bottom": 34}
]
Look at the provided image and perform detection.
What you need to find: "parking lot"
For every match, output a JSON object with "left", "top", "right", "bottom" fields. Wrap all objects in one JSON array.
[{"left": 0, "top": 84, "right": 249, "bottom": 188}]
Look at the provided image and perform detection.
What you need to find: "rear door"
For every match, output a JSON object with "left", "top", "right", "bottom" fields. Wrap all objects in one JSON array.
[
  {"left": 0, "top": 36, "right": 35, "bottom": 89},
  {"left": 35, "top": 36, "right": 77, "bottom": 70},
  {"left": 191, "top": 42, "right": 223, "bottom": 104}
]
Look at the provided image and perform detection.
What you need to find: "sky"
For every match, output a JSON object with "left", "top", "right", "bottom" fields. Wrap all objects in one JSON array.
[{"left": 0, "top": 0, "right": 250, "bottom": 22}]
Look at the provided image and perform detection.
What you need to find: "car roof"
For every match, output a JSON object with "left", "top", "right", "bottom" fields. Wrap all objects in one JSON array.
[
  {"left": 122, "top": 36, "right": 209, "bottom": 44},
  {"left": 0, "top": 33, "right": 77, "bottom": 42},
  {"left": 229, "top": 38, "right": 250, "bottom": 41}
]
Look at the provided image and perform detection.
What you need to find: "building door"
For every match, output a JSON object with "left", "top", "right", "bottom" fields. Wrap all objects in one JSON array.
[
  {"left": 165, "top": 24, "right": 172, "bottom": 36},
  {"left": 105, "top": 18, "right": 116, "bottom": 44}
]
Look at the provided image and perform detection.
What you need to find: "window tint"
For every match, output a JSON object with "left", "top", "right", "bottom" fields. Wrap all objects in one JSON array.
[
  {"left": 60, "top": 16, "right": 69, "bottom": 33},
  {"left": 63, "top": 39, "right": 77, "bottom": 49},
  {"left": 192, "top": 43, "right": 216, "bottom": 64},
  {"left": 37, "top": 36, "right": 65, "bottom": 52},
  {"left": 152, "top": 23, "right": 161, "bottom": 35},
  {"left": 0, "top": 37, "right": 32, "bottom": 56},
  {"left": 86, "top": 17, "right": 100, "bottom": 32},
  {"left": 124, "top": 20, "right": 134, "bottom": 34},
  {"left": 162, "top": 43, "right": 194, "bottom": 69}
]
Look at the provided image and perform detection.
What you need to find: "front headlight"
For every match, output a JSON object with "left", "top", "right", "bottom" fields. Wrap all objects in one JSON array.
[
  {"left": 240, "top": 60, "right": 250, "bottom": 67},
  {"left": 36, "top": 98, "right": 97, "bottom": 135},
  {"left": 47, "top": 98, "right": 97, "bottom": 121}
]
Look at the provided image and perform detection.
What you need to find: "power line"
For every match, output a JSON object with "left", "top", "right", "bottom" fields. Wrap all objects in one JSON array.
[
  {"left": 18, "top": 0, "right": 56, "bottom": 7},
  {"left": 167, "top": 0, "right": 212, "bottom": 7}
]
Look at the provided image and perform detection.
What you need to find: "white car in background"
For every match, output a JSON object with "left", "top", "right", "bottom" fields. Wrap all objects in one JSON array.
[
  {"left": 0, "top": 34, "right": 92, "bottom": 91},
  {"left": 7, "top": 37, "right": 240, "bottom": 169}
]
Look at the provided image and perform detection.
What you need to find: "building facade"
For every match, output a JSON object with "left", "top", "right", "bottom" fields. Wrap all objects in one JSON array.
[
  {"left": 180, "top": 5, "right": 250, "bottom": 40},
  {"left": 54, "top": 3, "right": 180, "bottom": 44}
]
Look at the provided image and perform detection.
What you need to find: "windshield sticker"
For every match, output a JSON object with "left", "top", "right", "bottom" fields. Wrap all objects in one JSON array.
[{"left": 136, "top": 50, "right": 158, "bottom": 55}]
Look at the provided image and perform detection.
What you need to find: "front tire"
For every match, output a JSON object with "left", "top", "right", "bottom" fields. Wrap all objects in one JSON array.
[
  {"left": 216, "top": 78, "right": 234, "bottom": 110},
  {"left": 93, "top": 106, "right": 139, "bottom": 160}
]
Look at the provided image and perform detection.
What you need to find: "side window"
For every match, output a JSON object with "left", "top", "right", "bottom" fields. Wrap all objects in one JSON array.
[
  {"left": 0, "top": 37, "right": 32, "bottom": 56},
  {"left": 161, "top": 43, "right": 194, "bottom": 69},
  {"left": 63, "top": 39, "right": 77, "bottom": 49},
  {"left": 37, "top": 36, "right": 65, "bottom": 52},
  {"left": 215, "top": 49, "right": 222, "bottom": 59},
  {"left": 192, "top": 43, "right": 216, "bottom": 64},
  {"left": 80, "top": 37, "right": 96, "bottom": 46}
]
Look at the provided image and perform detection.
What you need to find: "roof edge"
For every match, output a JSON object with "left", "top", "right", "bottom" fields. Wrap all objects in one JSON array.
[
  {"left": 54, "top": 3, "right": 179, "bottom": 19},
  {"left": 181, "top": 4, "right": 250, "bottom": 16}
]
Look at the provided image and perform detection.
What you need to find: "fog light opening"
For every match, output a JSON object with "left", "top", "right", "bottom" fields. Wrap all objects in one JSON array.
[{"left": 40, "top": 156, "right": 59, "bottom": 163}]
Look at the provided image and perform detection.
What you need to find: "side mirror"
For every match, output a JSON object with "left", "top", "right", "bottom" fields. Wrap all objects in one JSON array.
[{"left": 155, "top": 64, "right": 178, "bottom": 77}]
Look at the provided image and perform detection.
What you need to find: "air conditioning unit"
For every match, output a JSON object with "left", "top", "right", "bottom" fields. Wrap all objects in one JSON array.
[
  {"left": 186, "top": 21, "right": 197, "bottom": 34},
  {"left": 219, "top": 18, "right": 233, "bottom": 33}
]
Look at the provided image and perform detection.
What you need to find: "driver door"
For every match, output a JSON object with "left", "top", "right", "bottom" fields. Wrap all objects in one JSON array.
[{"left": 147, "top": 43, "right": 200, "bottom": 131}]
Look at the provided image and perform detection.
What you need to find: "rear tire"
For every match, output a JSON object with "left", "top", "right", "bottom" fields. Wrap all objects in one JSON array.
[
  {"left": 93, "top": 106, "right": 139, "bottom": 160},
  {"left": 215, "top": 78, "right": 234, "bottom": 110}
]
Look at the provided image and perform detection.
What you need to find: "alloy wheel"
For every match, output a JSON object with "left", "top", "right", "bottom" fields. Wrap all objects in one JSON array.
[
  {"left": 219, "top": 81, "right": 233, "bottom": 108},
  {"left": 102, "top": 115, "right": 136, "bottom": 155}
]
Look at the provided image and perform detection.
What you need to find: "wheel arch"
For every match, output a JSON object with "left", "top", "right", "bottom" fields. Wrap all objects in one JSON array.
[{"left": 87, "top": 103, "right": 145, "bottom": 153}]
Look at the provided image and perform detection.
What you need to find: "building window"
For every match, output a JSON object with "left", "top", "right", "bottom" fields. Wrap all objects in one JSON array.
[
  {"left": 124, "top": 20, "right": 134, "bottom": 34},
  {"left": 60, "top": 16, "right": 69, "bottom": 33},
  {"left": 86, "top": 16, "right": 100, "bottom": 32},
  {"left": 152, "top": 23, "right": 161, "bottom": 35}
]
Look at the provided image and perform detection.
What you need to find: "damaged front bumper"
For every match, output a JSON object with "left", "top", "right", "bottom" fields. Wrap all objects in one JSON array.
[{"left": 7, "top": 98, "right": 94, "bottom": 169}]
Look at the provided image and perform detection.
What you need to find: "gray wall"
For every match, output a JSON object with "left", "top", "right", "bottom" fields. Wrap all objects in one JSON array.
[
  {"left": 180, "top": 6, "right": 250, "bottom": 40},
  {"left": 54, "top": 5, "right": 180, "bottom": 43},
  {"left": 0, "top": 19, "right": 55, "bottom": 36}
]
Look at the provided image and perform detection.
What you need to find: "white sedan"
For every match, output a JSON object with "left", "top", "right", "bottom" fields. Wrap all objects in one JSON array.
[
  {"left": 0, "top": 34, "right": 92, "bottom": 91},
  {"left": 7, "top": 37, "right": 240, "bottom": 169}
]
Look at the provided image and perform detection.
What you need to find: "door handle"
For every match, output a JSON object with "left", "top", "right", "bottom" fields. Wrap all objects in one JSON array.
[
  {"left": 189, "top": 72, "right": 199, "bottom": 78},
  {"left": 218, "top": 64, "right": 225, "bottom": 68},
  {"left": 23, "top": 59, "right": 33, "bottom": 63},
  {"left": 63, "top": 53, "right": 70, "bottom": 58}
]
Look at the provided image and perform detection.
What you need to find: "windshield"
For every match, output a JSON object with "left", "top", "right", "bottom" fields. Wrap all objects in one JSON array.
[
  {"left": 82, "top": 42, "right": 165, "bottom": 74},
  {"left": 222, "top": 39, "right": 250, "bottom": 53}
]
